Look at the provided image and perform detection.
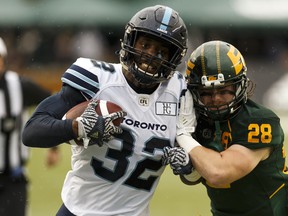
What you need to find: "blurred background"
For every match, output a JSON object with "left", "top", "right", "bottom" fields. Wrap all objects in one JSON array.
[{"left": 1, "top": 0, "right": 288, "bottom": 215}]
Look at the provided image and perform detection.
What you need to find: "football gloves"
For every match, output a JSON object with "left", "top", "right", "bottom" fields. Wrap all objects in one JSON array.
[
  {"left": 76, "top": 99, "right": 126, "bottom": 148},
  {"left": 162, "top": 146, "right": 193, "bottom": 175},
  {"left": 177, "top": 90, "right": 196, "bottom": 137},
  {"left": 176, "top": 90, "right": 201, "bottom": 153}
]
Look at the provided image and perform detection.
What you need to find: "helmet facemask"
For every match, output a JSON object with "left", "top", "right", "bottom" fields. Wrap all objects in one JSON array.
[
  {"left": 121, "top": 29, "right": 185, "bottom": 84},
  {"left": 189, "top": 73, "right": 248, "bottom": 121}
]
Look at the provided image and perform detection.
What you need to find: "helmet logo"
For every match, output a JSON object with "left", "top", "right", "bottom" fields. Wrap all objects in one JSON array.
[{"left": 227, "top": 46, "right": 245, "bottom": 75}]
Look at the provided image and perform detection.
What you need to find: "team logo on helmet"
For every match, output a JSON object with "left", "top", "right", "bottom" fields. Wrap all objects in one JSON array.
[{"left": 227, "top": 45, "right": 246, "bottom": 75}]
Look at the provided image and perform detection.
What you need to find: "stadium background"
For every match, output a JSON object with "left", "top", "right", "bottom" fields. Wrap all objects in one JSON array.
[{"left": 1, "top": 0, "right": 288, "bottom": 215}]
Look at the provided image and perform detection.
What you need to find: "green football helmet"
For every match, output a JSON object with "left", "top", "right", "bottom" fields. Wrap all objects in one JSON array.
[{"left": 186, "top": 40, "right": 249, "bottom": 121}]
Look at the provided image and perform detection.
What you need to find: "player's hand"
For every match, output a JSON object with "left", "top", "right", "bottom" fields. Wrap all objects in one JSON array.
[
  {"left": 162, "top": 146, "right": 193, "bottom": 175},
  {"left": 45, "top": 147, "right": 61, "bottom": 168},
  {"left": 177, "top": 90, "right": 196, "bottom": 137},
  {"left": 76, "top": 99, "right": 126, "bottom": 147}
]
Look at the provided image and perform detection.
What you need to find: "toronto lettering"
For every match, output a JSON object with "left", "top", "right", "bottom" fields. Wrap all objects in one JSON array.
[{"left": 122, "top": 118, "right": 167, "bottom": 131}]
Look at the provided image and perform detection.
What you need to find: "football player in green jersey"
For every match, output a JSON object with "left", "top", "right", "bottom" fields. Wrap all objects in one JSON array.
[{"left": 162, "top": 40, "right": 288, "bottom": 216}]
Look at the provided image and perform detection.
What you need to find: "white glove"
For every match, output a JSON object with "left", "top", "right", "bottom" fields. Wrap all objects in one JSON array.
[
  {"left": 176, "top": 90, "right": 201, "bottom": 153},
  {"left": 177, "top": 90, "right": 197, "bottom": 136}
]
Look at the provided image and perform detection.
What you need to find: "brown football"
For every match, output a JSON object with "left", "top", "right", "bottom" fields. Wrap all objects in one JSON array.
[
  {"left": 64, "top": 100, "right": 124, "bottom": 146},
  {"left": 65, "top": 100, "right": 123, "bottom": 126}
]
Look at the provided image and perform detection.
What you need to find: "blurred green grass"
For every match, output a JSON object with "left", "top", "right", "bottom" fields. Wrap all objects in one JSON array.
[
  {"left": 26, "top": 145, "right": 70, "bottom": 216},
  {"left": 26, "top": 131, "right": 288, "bottom": 216},
  {"left": 26, "top": 144, "right": 210, "bottom": 216}
]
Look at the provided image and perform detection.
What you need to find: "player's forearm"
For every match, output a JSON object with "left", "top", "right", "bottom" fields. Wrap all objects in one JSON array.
[
  {"left": 190, "top": 147, "right": 237, "bottom": 187},
  {"left": 177, "top": 134, "right": 236, "bottom": 186},
  {"left": 22, "top": 115, "right": 76, "bottom": 148}
]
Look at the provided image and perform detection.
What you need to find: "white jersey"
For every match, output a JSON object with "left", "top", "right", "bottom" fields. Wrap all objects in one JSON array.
[{"left": 61, "top": 58, "right": 186, "bottom": 216}]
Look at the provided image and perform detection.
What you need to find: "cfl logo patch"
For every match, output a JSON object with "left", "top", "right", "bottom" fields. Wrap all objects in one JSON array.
[
  {"left": 156, "top": 102, "right": 177, "bottom": 116},
  {"left": 139, "top": 97, "right": 149, "bottom": 106}
]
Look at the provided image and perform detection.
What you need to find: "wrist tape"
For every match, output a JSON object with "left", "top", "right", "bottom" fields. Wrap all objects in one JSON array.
[
  {"left": 184, "top": 168, "right": 201, "bottom": 182},
  {"left": 176, "top": 134, "right": 201, "bottom": 153}
]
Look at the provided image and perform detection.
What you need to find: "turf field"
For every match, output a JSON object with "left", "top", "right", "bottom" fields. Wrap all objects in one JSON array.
[
  {"left": 26, "top": 122, "right": 288, "bottom": 216},
  {"left": 26, "top": 144, "right": 211, "bottom": 216}
]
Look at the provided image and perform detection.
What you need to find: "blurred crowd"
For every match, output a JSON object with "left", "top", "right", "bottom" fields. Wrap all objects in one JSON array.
[
  {"left": 1, "top": 27, "right": 287, "bottom": 68},
  {"left": 0, "top": 26, "right": 288, "bottom": 103},
  {"left": 0, "top": 27, "right": 121, "bottom": 71}
]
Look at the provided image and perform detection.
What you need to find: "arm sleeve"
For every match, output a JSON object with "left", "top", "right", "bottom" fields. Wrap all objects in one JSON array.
[{"left": 22, "top": 84, "right": 86, "bottom": 148}]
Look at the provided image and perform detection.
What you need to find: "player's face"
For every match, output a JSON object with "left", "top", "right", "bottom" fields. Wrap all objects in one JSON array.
[
  {"left": 134, "top": 35, "right": 170, "bottom": 75},
  {"left": 199, "top": 85, "right": 236, "bottom": 111}
]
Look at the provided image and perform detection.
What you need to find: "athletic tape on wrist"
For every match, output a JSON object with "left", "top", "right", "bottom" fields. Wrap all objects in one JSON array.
[
  {"left": 76, "top": 117, "right": 85, "bottom": 138},
  {"left": 75, "top": 117, "right": 90, "bottom": 148},
  {"left": 184, "top": 169, "right": 201, "bottom": 182},
  {"left": 176, "top": 134, "right": 201, "bottom": 153}
]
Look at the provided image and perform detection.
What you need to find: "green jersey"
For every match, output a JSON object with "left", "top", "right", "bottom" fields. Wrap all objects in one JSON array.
[{"left": 194, "top": 99, "right": 288, "bottom": 216}]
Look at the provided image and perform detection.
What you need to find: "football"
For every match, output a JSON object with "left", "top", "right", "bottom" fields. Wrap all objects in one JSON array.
[
  {"left": 64, "top": 100, "right": 124, "bottom": 146},
  {"left": 65, "top": 100, "right": 124, "bottom": 126}
]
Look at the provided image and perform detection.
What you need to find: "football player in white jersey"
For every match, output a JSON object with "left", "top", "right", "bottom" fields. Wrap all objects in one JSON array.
[{"left": 22, "top": 5, "right": 188, "bottom": 216}]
